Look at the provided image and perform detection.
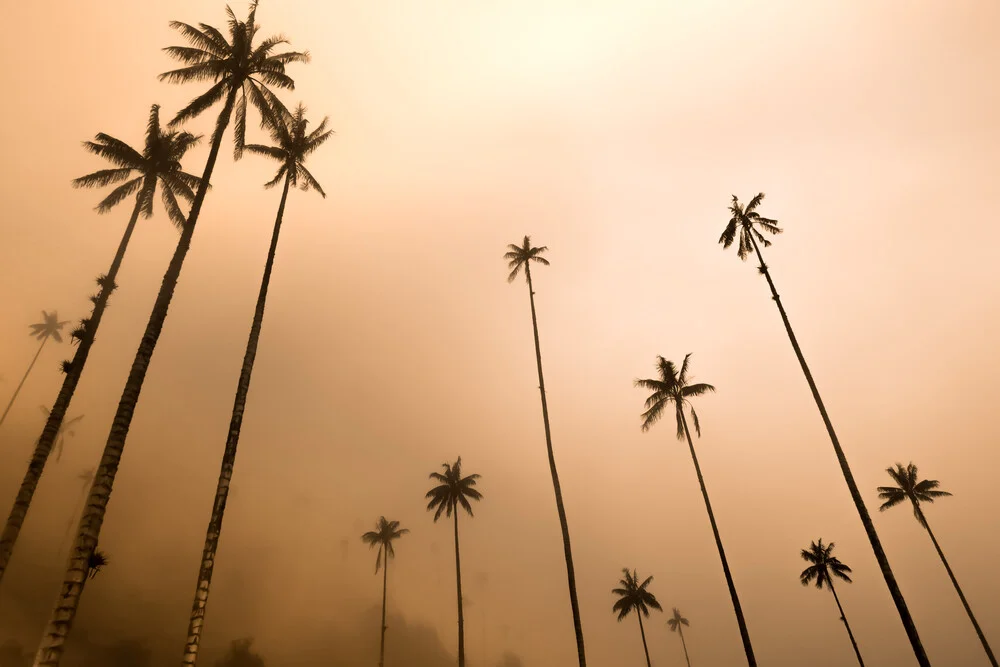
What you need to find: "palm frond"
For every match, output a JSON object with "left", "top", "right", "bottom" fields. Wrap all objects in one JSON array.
[
  {"left": 83, "top": 135, "right": 145, "bottom": 168},
  {"left": 296, "top": 164, "right": 325, "bottom": 197},
  {"left": 159, "top": 181, "right": 188, "bottom": 230},
  {"left": 166, "top": 21, "right": 229, "bottom": 57},
  {"left": 72, "top": 168, "right": 134, "bottom": 190},
  {"left": 170, "top": 79, "right": 229, "bottom": 126},
  {"left": 95, "top": 177, "right": 143, "bottom": 213}
]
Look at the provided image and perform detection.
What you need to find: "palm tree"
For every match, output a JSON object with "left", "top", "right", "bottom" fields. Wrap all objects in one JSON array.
[
  {"left": 504, "top": 236, "right": 586, "bottom": 667},
  {"left": 361, "top": 517, "right": 410, "bottom": 667},
  {"left": 0, "top": 312, "right": 69, "bottom": 429},
  {"left": 180, "top": 103, "right": 331, "bottom": 667},
  {"left": 800, "top": 539, "right": 865, "bottom": 667},
  {"left": 635, "top": 354, "right": 756, "bottom": 666},
  {"left": 611, "top": 569, "right": 662, "bottom": 667},
  {"left": 425, "top": 457, "right": 483, "bottom": 667},
  {"left": 667, "top": 608, "right": 692, "bottom": 667},
  {"left": 878, "top": 463, "right": 996, "bottom": 666},
  {"left": 34, "top": 5, "right": 308, "bottom": 665},
  {"left": 718, "top": 193, "right": 929, "bottom": 666}
]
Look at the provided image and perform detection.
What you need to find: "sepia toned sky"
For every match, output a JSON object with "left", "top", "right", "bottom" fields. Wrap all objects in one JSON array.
[{"left": 1, "top": 1, "right": 999, "bottom": 665}]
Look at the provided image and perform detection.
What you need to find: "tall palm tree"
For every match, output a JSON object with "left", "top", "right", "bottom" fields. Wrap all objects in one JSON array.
[
  {"left": 33, "top": 5, "right": 308, "bottom": 665},
  {"left": 361, "top": 517, "right": 410, "bottom": 667},
  {"left": 0, "top": 312, "right": 69, "bottom": 429},
  {"left": 425, "top": 457, "right": 483, "bottom": 667},
  {"left": 799, "top": 539, "right": 865, "bottom": 667},
  {"left": 611, "top": 568, "right": 662, "bottom": 667},
  {"left": 180, "top": 103, "right": 330, "bottom": 667},
  {"left": 38, "top": 407, "right": 85, "bottom": 463},
  {"left": 718, "top": 193, "right": 929, "bottom": 666},
  {"left": 667, "top": 608, "right": 692, "bottom": 667},
  {"left": 878, "top": 463, "right": 997, "bottom": 666},
  {"left": 504, "top": 236, "right": 586, "bottom": 667},
  {"left": 635, "top": 354, "right": 756, "bottom": 666}
]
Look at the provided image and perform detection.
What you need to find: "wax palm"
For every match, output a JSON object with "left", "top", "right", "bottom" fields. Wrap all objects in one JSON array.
[
  {"left": 611, "top": 569, "right": 662, "bottom": 667},
  {"left": 719, "top": 193, "right": 929, "bottom": 667},
  {"left": 504, "top": 236, "right": 586, "bottom": 667},
  {"left": 362, "top": 517, "right": 409, "bottom": 667},
  {"left": 800, "top": 539, "right": 865, "bottom": 666},
  {"left": 0, "top": 312, "right": 69, "bottom": 430},
  {"left": 181, "top": 103, "right": 330, "bottom": 666},
  {"left": 426, "top": 457, "right": 483, "bottom": 667},
  {"left": 667, "top": 608, "right": 692, "bottom": 667},
  {"left": 636, "top": 354, "right": 756, "bottom": 666},
  {"left": 35, "top": 6, "right": 309, "bottom": 665},
  {"left": 879, "top": 463, "right": 997, "bottom": 666}
]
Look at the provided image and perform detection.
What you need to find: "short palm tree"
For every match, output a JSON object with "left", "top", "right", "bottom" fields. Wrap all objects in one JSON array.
[
  {"left": 0, "top": 312, "right": 69, "bottom": 429},
  {"left": 504, "top": 236, "right": 586, "bottom": 667},
  {"left": 667, "top": 608, "right": 692, "bottom": 667},
  {"left": 719, "top": 193, "right": 929, "bottom": 666},
  {"left": 180, "top": 103, "right": 331, "bottom": 665},
  {"left": 34, "top": 5, "right": 308, "bottom": 666},
  {"left": 425, "top": 457, "right": 483, "bottom": 667},
  {"left": 800, "top": 539, "right": 865, "bottom": 667},
  {"left": 635, "top": 354, "right": 756, "bottom": 666},
  {"left": 362, "top": 517, "right": 409, "bottom": 667},
  {"left": 611, "top": 569, "right": 662, "bottom": 667},
  {"left": 878, "top": 463, "right": 997, "bottom": 667}
]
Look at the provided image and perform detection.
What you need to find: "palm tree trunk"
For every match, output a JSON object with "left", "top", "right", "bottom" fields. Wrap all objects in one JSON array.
[
  {"left": 180, "top": 170, "right": 292, "bottom": 667},
  {"left": 32, "top": 86, "right": 238, "bottom": 667},
  {"left": 678, "top": 626, "right": 692, "bottom": 667},
  {"left": 0, "top": 197, "right": 144, "bottom": 584},
  {"left": 453, "top": 511, "right": 465, "bottom": 667},
  {"left": 523, "top": 263, "right": 587, "bottom": 667},
  {"left": 919, "top": 510, "right": 997, "bottom": 667},
  {"left": 380, "top": 549, "right": 388, "bottom": 667},
  {"left": 0, "top": 337, "right": 49, "bottom": 429},
  {"left": 746, "top": 234, "right": 930, "bottom": 666},
  {"left": 678, "top": 412, "right": 756, "bottom": 667},
  {"left": 637, "top": 614, "right": 651, "bottom": 667},
  {"left": 827, "top": 577, "right": 865, "bottom": 667}
]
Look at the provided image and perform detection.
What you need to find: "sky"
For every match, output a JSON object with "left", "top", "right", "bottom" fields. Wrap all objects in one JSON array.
[{"left": 1, "top": 0, "right": 999, "bottom": 665}]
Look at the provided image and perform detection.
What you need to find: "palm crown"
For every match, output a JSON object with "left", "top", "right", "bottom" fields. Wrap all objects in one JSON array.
[
  {"left": 245, "top": 103, "right": 333, "bottom": 194},
  {"left": 425, "top": 457, "right": 483, "bottom": 521},
  {"left": 159, "top": 0, "right": 310, "bottom": 157},
  {"left": 800, "top": 539, "right": 853, "bottom": 589},
  {"left": 635, "top": 354, "right": 715, "bottom": 438},
  {"left": 667, "top": 607, "right": 689, "bottom": 632},
  {"left": 504, "top": 236, "right": 550, "bottom": 283},
  {"left": 877, "top": 463, "right": 951, "bottom": 528},
  {"left": 361, "top": 516, "right": 409, "bottom": 573},
  {"left": 72, "top": 104, "right": 202, "bottom": 228},
  {"left": 29, "top": 311, "right": 70, "bottom": 343},
  {"left": 612, "top": 569, "right": 662, "bottom": 621},
  {"left": 718, "top": 193, "right": 782, "bottom": 262}
]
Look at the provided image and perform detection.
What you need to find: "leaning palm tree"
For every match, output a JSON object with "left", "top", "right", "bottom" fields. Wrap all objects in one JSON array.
[
  {"left": 34, "top": 5, "right": 308, "bottom": 665},
  {"left": 504, "top": 236, "right": 586, "bottom": 667},
  {"left": 180, "top": 103, "right": 331, "bottom": 667},
  {"left": 667, "top": 608, "right": 692, "bottom": 667},
  {"left": 362, "top": 517, "right": 410, "bottom": 667},
  {"left": 718, "top": 193, "right": 929, "bottom": 666},
  {"left": 878, "top": 463, "right": 996, "bottom": 666},
  {"left": 0, "top": 312, "right": 69, "bottom": 429},
  {"left": 611, "top": 568, "right": 662, "bottom": 667},
  {"left": 635, "top": 354, "right": 756, "bottom": 666},
  {"left": 425, "top": 457, "right": 483, "bottom": 667},
  {"left": 800, "top": 539, "right": 865, "bottom": 667}
]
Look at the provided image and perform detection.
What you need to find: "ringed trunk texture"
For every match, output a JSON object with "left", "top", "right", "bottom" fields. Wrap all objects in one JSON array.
[
  {"left": 746, "top": 233, "right": 930, "bottom": 667},
  {"left": 637, "top": 614, "right": 651, "bottom": 667},
  {"left": 678, "top": 626, "right": 692, "bottom": 667},
  {"left": 827, "top": 577, "right": 865, "bottom": 667},
  {"left": 32, "top": 87, "right": 238, "bottom": 667},
  {"left": 0, "top": 337, "right": 49, "bottom": 429},
  {"left": 454, "top": 511, "right": 465, "bottom": 667},
  {"left": 181, "top": 171, "right": 292, "bottom": 667},
  {"left": 380, "top": 550, "right": 388, "bottom": 667}
]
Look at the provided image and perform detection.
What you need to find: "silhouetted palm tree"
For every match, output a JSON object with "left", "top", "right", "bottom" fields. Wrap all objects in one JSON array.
[
  {"left": 0, "top": 312, "right": 69, "bottom": 429},
  {"left": 719, "top": 193, "right": 929, "bottom": 666},
  {"left": 667, "top": 608, "right": 692, "bottom": 667},
  {"left": 181, "top": 103, "right": 331, "bottom": 664},
  {"left": 38, "top": 407, "right": 84, "bottom": 463},
  {"left": 504, "top": 236, "right": 586, "bottom": 667},
  {"left": 362, "top": 517, "right": 409, "bottom": 667},
  {"left": 635, "top": 354, "right": 755, "bottom": 666},
  {"left": 34, "top": 6, "right": 308, "bottom": 666},
  {"left": 426, "top": 457, "right": 483, "bottom": 667},
  {"left": 878, "top": 463, "right": 996, "bottom": 666},
  {"left": 800, "top": 539, "right": 865, "bottom": 667},
  {"left": 611, "top": 569, "right": 662, "bottom": 667}
]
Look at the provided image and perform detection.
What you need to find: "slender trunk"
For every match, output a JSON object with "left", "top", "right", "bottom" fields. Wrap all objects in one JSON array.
[
  {"left": 454, "top": 511, "right": 465, "bottom": 667},
  {"left": 0, "top": 198, "right": 144, "bottom": 584},
  {"left": 827, "top": 577, "right": 865, "bottom": 667},
  {"left": 746, "top": 234, "right": 930, "bottom": 667},
  {"left": 0, "top": 337, "right": 49, "bottom": 429},
  {"left": 32, "top": 87, "right": 238, "bottom": 667},
  {"left": 679, "top": 412, "right": 756, "bottom": 666},
  {"left": 637, "top": 614, "right": 651, "bottom": 667},
  {"left": 678, "top": 626, "right": 692, "bottom": 667},
  {"left": 380, "top": 549, "right": 388, "bottom": 667},
  {"left": 918, "top": 509, "right": 997, "bottom": 667},
  {"left": 180, "top": 171, "right": 292, "bottom": 667},
  {"left": 55, "top": 484, "right": 92, "bottom": 561},
  {"left": 523, "top": 263, "right": 587, "bottom": 667}
]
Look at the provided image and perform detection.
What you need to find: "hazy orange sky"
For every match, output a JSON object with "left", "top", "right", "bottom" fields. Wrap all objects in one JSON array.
[{"left": 1, "top": 1, "right": 999, "bottom": 666}]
